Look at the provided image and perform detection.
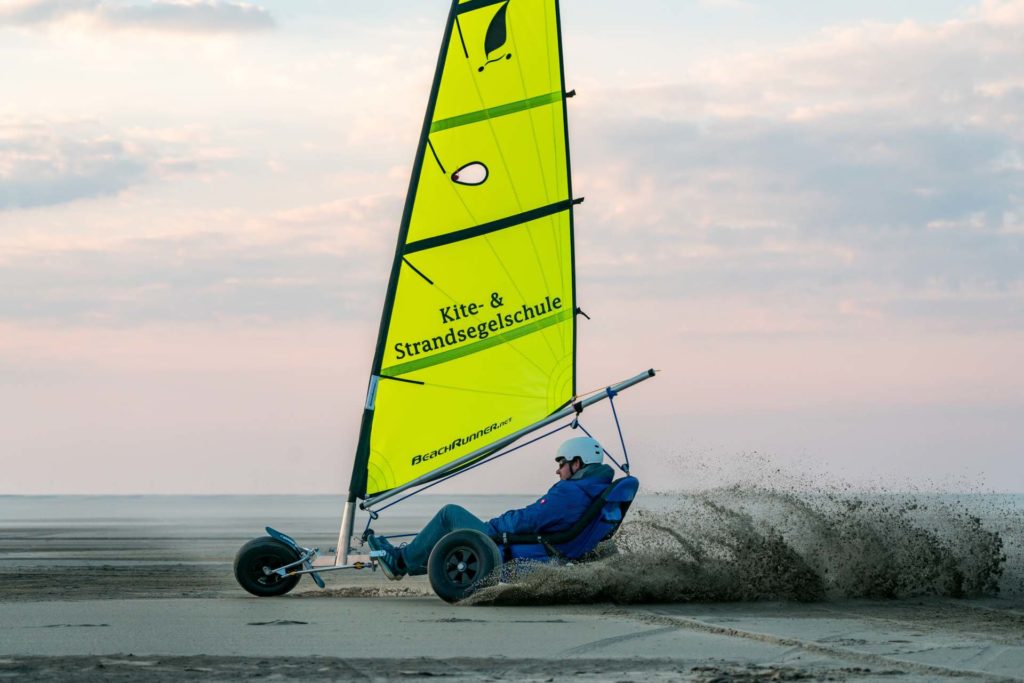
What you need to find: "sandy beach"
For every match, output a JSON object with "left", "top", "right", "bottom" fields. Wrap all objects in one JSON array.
[{"left": 1, "top": 493, "right": 1022, "bottom": 681}]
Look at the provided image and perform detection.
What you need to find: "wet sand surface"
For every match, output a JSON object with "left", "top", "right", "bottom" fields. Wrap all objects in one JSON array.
[{"left": 1, "top": 494, "right": 1022, "bottom": 681}]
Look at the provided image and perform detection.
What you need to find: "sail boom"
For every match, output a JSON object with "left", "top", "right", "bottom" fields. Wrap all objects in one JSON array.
[{"left": 361, "top": 368, "right": 656, "bottom": 509}]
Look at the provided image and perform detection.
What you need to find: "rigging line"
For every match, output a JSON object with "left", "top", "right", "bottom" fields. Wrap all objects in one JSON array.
[
  {"left": 567, "top": 376, "right": 644, "bottom": 406},
  {"left": 400, "top": 257, "right": 456, "bottom": 301},
  {"left": 426, "top": 137, "right": 446, "bottom": 174},
  {"left": 572, "top": 421, "right": 627, "bottom": 474},
  {"left": 454, "top": 16, "right": 469, "bottom": 59},
  {"left": 571, "top": 384, "right": 612, "bottom": 400},
  {"left": 399, "top": 259, "right": 474, "bottom": 329},
  {"left": 401, "top": 142, "right": 479, "bottom": 306},
  {"left": 606, "top": 387, "right": 631, "bottom": 473},
  {"left": 402, "top": 257, "right": 434, "bottom": 285},
  {"left": 378, "top": 374, "right": 424, "bottom": 386}
]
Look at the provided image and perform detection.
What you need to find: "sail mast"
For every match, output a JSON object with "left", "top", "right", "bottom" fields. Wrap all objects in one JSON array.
[{"left": 346, "top": 1, "right": 460, "bottom": 504}]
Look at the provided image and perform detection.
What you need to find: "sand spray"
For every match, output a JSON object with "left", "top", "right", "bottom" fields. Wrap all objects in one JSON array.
[{"left": 467, "top": 483, "right": 1016, "bottom": 606}]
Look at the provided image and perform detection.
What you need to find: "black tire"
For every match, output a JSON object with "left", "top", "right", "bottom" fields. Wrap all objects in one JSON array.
[
  {"left": 234, "top": 536, "right": 302, "bottom": 597},
  {"left": 427, "top": 529, "right": 501, "bottom": 603}
]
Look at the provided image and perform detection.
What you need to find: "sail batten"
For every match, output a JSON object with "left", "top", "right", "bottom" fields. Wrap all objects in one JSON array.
[
  {"left": 351, "top": 0, "right": 576, "bottom": 499},
  {"left": 404, "top": 198, "right": 572, "bottom": 253}
]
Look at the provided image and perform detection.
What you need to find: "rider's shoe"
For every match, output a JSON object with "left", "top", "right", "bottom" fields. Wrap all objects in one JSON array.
[{"left": 366, "top": 533, "right": 405, "bottom": 581}]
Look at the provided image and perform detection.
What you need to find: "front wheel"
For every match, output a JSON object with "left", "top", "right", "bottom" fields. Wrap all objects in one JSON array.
[
  {"left": 234, "top": 536, "right": 301, "bottom": 597},
  {"left": 427, "top": 529, "right": 501, "bottom": 603}
]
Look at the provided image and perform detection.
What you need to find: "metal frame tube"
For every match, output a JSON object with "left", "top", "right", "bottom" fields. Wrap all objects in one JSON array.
[
  {"left": 335, "top": 500, "right": 355, "bottom": 565},
  {"left": 361, "top": 369, "right": 656, "bottom": 509},
  {"left": 290, "top": 556, "right": 373, "bottom": 576}
]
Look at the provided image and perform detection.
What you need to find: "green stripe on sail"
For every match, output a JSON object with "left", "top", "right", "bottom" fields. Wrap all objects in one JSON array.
[
  {"left": 430, "top": 91, "right": 562, "bottom": 133},
  {"left": 382, "top": 308, "right": 572, "bottom": 377}
]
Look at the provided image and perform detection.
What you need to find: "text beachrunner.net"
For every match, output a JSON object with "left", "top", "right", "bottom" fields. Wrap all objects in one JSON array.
[{"left": 411, "top": 417, "right": 513, "bottom": 466}]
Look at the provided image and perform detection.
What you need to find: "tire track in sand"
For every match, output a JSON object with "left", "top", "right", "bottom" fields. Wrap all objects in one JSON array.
[{"left": 605, "top": 606, "right": 1023, "bottom": 682}]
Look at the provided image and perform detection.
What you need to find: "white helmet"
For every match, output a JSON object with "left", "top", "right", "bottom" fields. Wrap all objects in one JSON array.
[{"left": 555, "top": 436, "right": 604, "bottom": 466}]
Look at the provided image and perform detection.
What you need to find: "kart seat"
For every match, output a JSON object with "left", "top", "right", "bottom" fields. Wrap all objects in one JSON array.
[{"left": 490, "top": 476, "right": 639, "bottom": 562}]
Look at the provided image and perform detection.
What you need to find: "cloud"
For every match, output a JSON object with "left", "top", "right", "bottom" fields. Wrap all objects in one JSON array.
[
  {"left": 563, "top": 1, "right": 1024, "bottom": 333},
  {"left": 3, "top": 0, "right": 1022, "bottom": 336},
  {"left": 0, "top": 0, "right": 274, "bottom": 33},
  {"left": 585, "top": 1, "right": 1023, "bottom": 143},
  {"left": 0, "top": 122, "right": 150, "bottom": 209},
  {"left": 0, "top": 120, "right": 232, "bottom": 209},
  {"left": 0, "top": 194, "right": 401, "bottom": 324}
]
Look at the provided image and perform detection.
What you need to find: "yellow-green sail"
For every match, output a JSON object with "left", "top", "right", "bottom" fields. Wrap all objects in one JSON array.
[{"left": 350, "top": 0, "right": 578, "bottom": 499}]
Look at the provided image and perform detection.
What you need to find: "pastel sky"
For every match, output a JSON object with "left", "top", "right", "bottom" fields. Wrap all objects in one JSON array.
[{"left": 2, "top": 0, "right": 1021, "bottom": 495}]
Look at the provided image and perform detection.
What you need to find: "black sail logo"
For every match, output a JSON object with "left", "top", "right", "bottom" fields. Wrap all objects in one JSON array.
[{"left": 479, "top": 1, "right": 512, "bottom": 72}]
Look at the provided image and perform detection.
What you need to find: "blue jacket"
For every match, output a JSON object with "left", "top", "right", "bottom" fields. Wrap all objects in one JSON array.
[{"left": 485, "top": 463, "right": 614, "bottom": 537}]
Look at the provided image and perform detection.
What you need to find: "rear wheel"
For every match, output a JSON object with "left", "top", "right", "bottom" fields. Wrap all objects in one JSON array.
[
  {"left": 427, "top": 529, "right": 501, "bottom": 603},
  {"left": 234, "top": 536, "right": 301, "bottom": 597}
]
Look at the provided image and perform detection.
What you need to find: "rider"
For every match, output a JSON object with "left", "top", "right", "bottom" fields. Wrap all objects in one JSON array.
[{"left": 366, "top": 436, "right": 614, "bottom": 579}]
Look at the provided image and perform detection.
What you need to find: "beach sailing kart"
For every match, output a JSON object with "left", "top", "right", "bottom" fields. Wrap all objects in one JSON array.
[
  {"left": 234, "top": 376, "right": 650, "bottom": 602},
  {"left": 235, "top": 0, "right": 656, "bottom": 602},
  {"left": 234, "top": 456, "right": 642, "bottom": 603}
]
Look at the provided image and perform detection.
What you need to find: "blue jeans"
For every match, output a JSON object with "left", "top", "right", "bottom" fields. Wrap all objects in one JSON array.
[{"left": 399, "top": 504, "right": 490, "bottom": 575}]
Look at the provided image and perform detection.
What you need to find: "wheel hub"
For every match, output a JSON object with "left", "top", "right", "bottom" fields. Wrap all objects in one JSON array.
[{"left": 445, "top": 547, "right": 479, "bottom": 585}]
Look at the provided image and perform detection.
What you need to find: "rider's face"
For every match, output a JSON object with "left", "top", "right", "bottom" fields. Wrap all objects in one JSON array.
[{"left": 556, "top": 458, "right": 574, "bottom": 481}]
